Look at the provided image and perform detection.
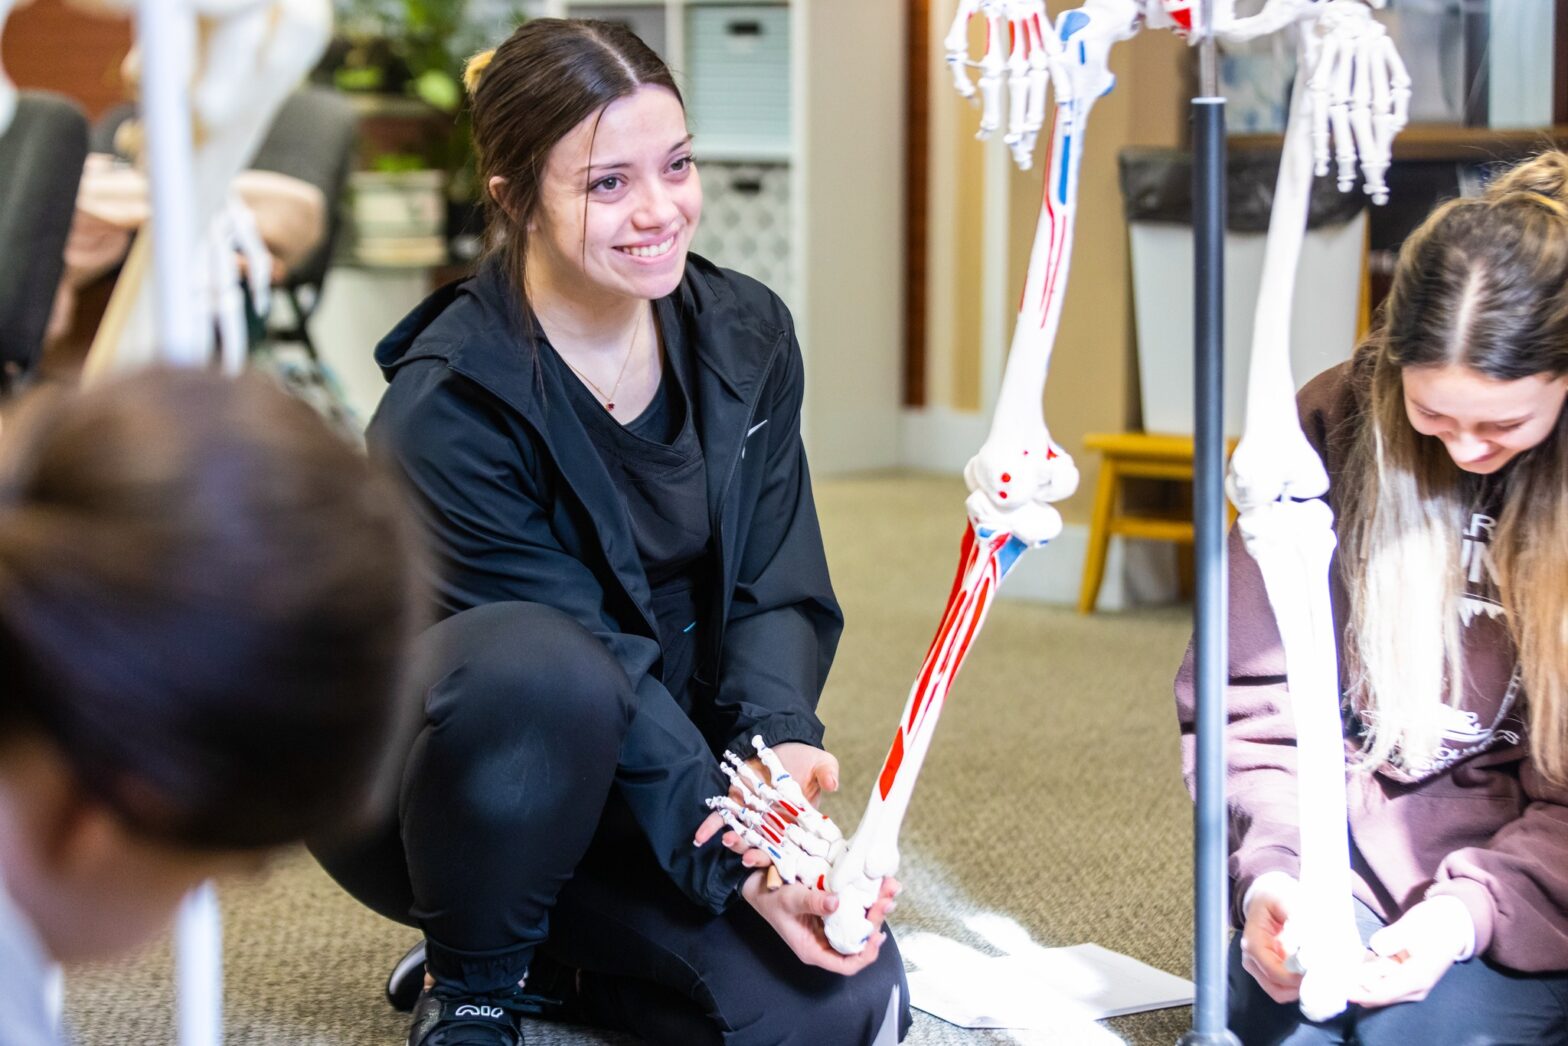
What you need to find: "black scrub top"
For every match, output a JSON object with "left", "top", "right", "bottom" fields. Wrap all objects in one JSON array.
[{"left": 545, "top": 314, "right": 711, "bottom": 694}]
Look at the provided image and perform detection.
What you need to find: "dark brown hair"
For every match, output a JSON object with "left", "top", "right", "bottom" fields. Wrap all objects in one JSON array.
[
  {"left": 466, "top": 18, "right": 682, "bottom": 307},
  {"left": 0, "top": 369, "right": 425, "bottom": 848}
]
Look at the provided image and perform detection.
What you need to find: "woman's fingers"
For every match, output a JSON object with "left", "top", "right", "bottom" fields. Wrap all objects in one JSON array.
[
  {"left": 814, "top": 751, "right": 841, "bottom": 794},
  {"left": 692, "top": 810, "right": 725, "bottom": 846}
]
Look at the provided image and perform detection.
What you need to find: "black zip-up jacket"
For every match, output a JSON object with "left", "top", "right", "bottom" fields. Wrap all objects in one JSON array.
[{"left": 369, "top": 255, "right": 843, "bottom": 912}]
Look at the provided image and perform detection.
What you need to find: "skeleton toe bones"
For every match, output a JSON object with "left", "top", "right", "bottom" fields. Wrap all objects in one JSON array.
[{"left": 708, "top": 740, "right": 847, "bottom": 891}]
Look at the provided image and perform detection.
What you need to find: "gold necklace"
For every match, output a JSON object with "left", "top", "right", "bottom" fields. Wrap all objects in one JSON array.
[{"left": 560, "top": 317, "right": 639, "bottom": 412}]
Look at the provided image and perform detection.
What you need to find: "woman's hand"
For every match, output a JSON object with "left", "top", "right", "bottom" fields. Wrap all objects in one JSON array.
[
  {"left": 742, "top": 871, "right": 898, "bottom": 974},
  {"left": 1240, "top": 873, "right": 1304, "bottom": 1004},
  {"left": 1348, "top": 896, "right": 1472, "bottom": 1009},
  {"left": 693, "top": 741, "right": 840, "bottom": 851},
  {"left": 766, "top": 741, "right": 839, "bottom": 805}
]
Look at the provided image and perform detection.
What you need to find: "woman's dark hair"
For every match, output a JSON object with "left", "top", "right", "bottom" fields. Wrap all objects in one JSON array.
[
  {"left": 0, "top": 369, "right": 425, "bottom": 849},
  {"left": 465, "top": 18, "right": 682, "bottom": 305}
]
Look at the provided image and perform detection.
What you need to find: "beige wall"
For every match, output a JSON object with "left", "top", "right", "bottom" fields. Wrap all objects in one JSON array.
[
  {"left": 796, "top": 0, "right": 907, "bottom": 473},
  {"left": 923, "top": 4, "right": 1187, "bottom": 524}
]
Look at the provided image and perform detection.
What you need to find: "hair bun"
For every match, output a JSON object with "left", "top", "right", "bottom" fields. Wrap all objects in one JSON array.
[
  {"left": 464, "top": 49, "right": 496, "bottom": 96},
  {"left": 1489, "top": 151, "right": 1568, "bottom": 216}
]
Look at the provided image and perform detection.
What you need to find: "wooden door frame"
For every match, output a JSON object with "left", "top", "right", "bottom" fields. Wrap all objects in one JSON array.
[{"left": 903, "top": 0, "right": 930, "bottom": 407}]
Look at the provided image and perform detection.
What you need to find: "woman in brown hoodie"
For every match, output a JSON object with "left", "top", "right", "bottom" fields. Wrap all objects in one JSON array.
[{"left": 1178, "top": 151, "right": 1568, "bottom": 1044}]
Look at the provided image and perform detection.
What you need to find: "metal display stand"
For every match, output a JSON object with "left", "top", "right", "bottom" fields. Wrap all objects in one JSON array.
[{"left": 1181, "top": 3, "right": 1240, "bottom": 1043}]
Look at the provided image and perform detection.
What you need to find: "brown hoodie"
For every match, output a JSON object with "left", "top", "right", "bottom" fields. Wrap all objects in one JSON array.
[{"left": 1175, "top": 358, "right": 1568, "bottom": 973}]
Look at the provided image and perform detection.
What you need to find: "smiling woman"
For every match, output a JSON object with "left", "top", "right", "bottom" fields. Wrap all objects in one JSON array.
[{"left": 313, "top": 17, "right": 909, "bottom": 1046}]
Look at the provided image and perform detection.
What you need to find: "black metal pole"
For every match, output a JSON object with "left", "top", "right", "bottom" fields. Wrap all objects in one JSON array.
[{"left": 1180, "top": 6, "right": 1239, "bottom": 1043}]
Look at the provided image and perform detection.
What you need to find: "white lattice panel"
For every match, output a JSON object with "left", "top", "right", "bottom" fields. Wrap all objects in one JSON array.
[{"left": 692, "top": 162, "right": 792, "bottom": 307}]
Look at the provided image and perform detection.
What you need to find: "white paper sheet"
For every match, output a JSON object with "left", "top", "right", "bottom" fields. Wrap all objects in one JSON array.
[{"left": 902, "top": 930, "right": 1194, "bottom": 1033}]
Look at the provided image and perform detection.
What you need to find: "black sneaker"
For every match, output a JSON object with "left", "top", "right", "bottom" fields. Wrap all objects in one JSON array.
[
  {"left": 407, "top": 983, "right": 572, "bottom": 1046},
  {"left": 407, "top": 985, "right": 527, "bottom": 1046},
  {"left": 387, "top": 940, "right": 428, "bottom": 1013}
]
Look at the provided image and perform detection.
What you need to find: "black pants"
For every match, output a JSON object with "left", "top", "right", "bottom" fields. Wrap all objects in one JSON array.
[
  {"left": 315, "top": 602, "right": 910, "bottom": 1046},
  {"left": 1229, "top": 898, "right": 1568, "bottom": 1045}
]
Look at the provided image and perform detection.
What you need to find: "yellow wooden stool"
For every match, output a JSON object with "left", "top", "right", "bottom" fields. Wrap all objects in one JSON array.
[{"left": 1076, "top": 432, "right": 1237, "bottom": 614}]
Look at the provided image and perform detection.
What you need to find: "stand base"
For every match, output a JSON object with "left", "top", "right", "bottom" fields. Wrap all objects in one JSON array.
[{"left": 1177, "top": 1032, "right": 1242, "bottom": 1046}]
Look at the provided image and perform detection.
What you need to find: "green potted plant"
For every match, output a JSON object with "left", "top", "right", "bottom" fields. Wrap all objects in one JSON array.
[{"left": 326, "top": 0, "right": 515, "bottom": 265}]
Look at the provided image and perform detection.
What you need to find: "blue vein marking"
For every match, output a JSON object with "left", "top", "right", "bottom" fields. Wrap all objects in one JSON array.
[
  {"left": 1058, "top": 128, "right": 1074, "bottom": 205},
  {"left": 996, "top": 535, "right": 1032, "bottom": 579},
  {"left": 1059, "top": 10, "right": 1088, "bottom": 39},
  {"left": 683, "top": 620, "right": 697, "bottom": 633}
]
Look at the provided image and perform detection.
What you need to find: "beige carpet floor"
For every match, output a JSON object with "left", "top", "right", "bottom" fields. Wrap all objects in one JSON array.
[{"left": 63, "top": 473, "right": 1199, "bottom": 1045}]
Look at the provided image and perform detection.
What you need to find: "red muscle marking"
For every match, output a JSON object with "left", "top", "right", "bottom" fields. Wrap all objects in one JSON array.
[
  {"left": 816, "top": 874, "right": 826, "bottom": 891},
  {"left": 878, "top": 729, "right": 906, "bottom": 801},
  {"left": 762, "top": 825, "right": 781, "bottom": 844},
  {"left": 911, "top": 587, "right": 971, "bottom": 731},
  {"left": 1001, "top": 472, "right": 1011, "bottom": 483},
  {"left": 1046, "top": 446, "right": 1058, "bottom": 460},
  {"left": 778, "top": 801, "right": 801, "bottom": 818},
  {"left": 909, "top": 528, "right": 982, "bottom": 731}
]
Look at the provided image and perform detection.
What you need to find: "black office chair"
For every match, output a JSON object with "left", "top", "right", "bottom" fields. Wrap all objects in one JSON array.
[
  {"left": 0, "top": 92, "right": 89, "bottom": 391},
  {"left": 249, "top": 87, "right": 358, "bottom": 359},
  {"left": 94, "top": 86, "right": 359, "bottom": 360}
]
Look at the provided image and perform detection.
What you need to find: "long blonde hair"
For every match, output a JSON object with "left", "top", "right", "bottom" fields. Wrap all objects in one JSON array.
[{"left": 1339, "top": 151, "right": 1568, "bottom": 781}]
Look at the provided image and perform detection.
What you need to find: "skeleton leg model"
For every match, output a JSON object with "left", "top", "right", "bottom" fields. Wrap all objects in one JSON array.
[
  {"left": 712, "top": 2, "right": 1159, "bottom": 954},
  {"left": 1223, "top": 1, "right": 1408, "bottom": 1023}
]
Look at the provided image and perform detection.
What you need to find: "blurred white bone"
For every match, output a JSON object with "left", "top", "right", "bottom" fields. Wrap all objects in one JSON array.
[
  {"left": 0, "top": 0, "right": 36, "bottom": 134},
  {"left": 83, "top": 0, "right": 331, "bottom": 383}
]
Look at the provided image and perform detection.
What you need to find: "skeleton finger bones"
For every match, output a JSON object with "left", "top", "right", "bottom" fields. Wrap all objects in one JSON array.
[
  {"left": 944, "top": 0, "right": 1053, "bottom": 168},
  {"left": 1220, "top": 0, "right": 1409, "bottom": 205}
]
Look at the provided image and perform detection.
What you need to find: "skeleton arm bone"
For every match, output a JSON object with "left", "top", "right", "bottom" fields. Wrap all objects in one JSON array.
[{"left": 964, "top": 1, "right": 1149, "bottom": 544}]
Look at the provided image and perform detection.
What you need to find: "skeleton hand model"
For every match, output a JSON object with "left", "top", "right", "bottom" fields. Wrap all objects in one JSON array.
[{"left": 1219, "top": 0, "right": 1409, "bottom": 205}]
